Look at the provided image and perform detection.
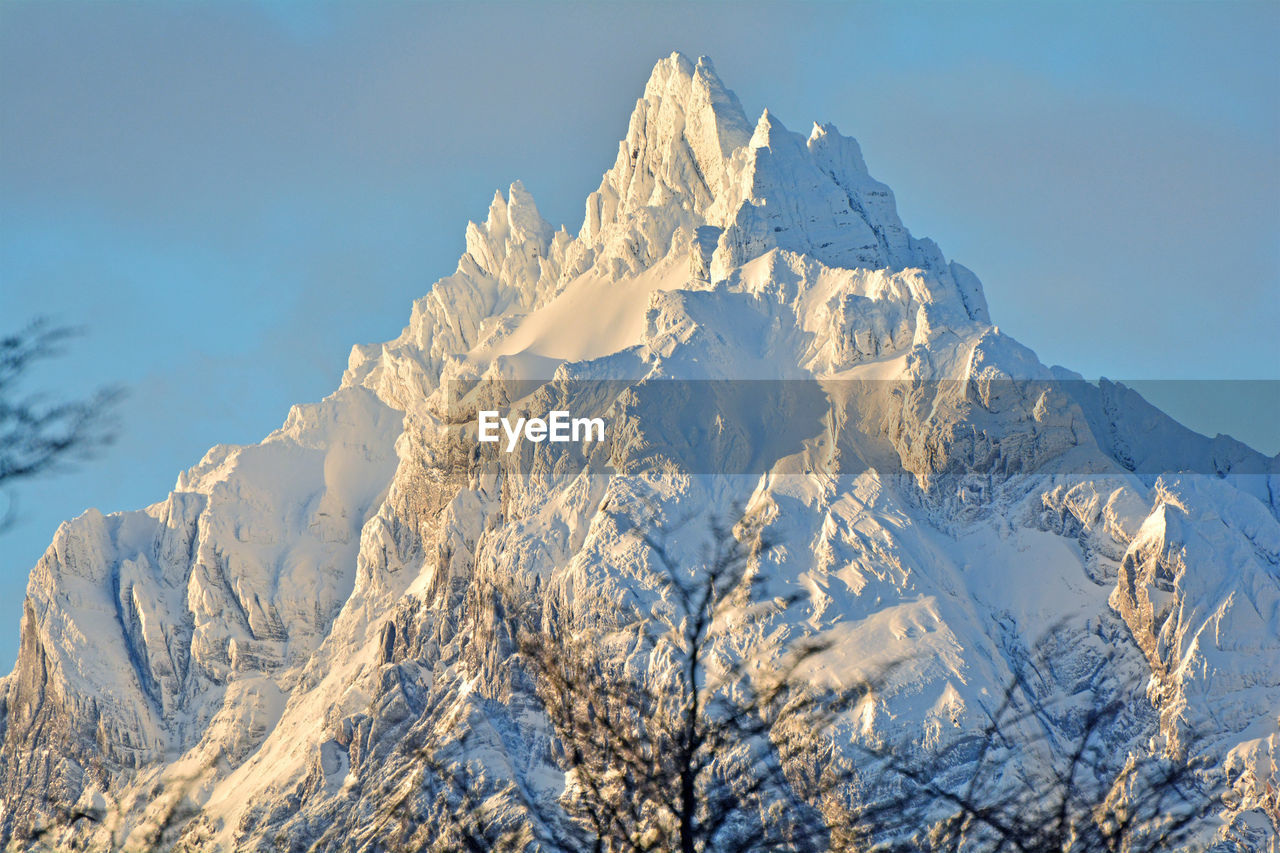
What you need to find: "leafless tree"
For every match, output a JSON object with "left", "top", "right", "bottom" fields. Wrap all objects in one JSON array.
[
  {"left": 23, "top": 756, "right": 214, "bottom": 852},
  {"left": 24, "top": 516, "right": 1227, "bottom": 851},
  {"left": 857, "top": 632, "right": 1229, "bottom": 852},
  {"left": 419, "top": 509, "right": 885, "bottom": 853},
  {"left": 421, "top": 515, "right": 1233, "bottom": 853},
  {"left": 0, "top": 318, "right": 120, "bottom": 529}
]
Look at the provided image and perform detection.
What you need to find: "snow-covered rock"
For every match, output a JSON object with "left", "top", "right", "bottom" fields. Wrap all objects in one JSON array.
[{"left": 1, "top": 52, "right": 1276, "bottom": 850}]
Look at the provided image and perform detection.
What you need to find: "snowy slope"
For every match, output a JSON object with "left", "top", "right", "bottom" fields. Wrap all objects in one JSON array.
[{"left": 1, "top": 52, "right": 1276, "bottom": 850}]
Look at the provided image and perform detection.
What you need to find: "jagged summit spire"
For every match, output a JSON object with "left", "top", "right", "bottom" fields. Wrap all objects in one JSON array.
[
  {"left": 581, "top": 52, "right": 751, "bottom": 245},
  {"left": 641, "top": 53, "right": 747, "bottom": 157},
  {"left": 641, "top": 51, "right": 696, "bottom": 99},
  {"left": 464, "top": 180, "right": 552, "bottom": 279},
  {"left": 749, "top": 108, "right": 789, "bottom": 150},
  {"left": 441, "top": 53, "right": 982, "bottom": 325},
  {"left": 577, "top": 53, "right": 930, "bottom": 284}
]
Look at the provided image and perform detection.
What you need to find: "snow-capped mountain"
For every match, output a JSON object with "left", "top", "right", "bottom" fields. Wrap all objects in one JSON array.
[{"left": 1, "top": 53, "right": 1276, "bottom": 850}]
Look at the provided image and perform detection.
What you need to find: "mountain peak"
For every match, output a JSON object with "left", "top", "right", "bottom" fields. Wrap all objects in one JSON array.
[
  {"left": 641, "top": 50, "right": 696, "bottom": 99},
  {"left": 7, "top": 50, "right": 1279, "bottom": 853},
  {"left": 749, "top": 108, "right": 789, "bottom": 149},
  {"left": 580, "top": 53, "right": 751, "bottom": 246},
  {"left": 807, "top": 121, "right": 834, "bottom": 143},
  {"left": 465, "top": 180, "right": 552, "bottom": 279},
  {"left": 573, "top": 53, "right": 986, "bottom": 297}
]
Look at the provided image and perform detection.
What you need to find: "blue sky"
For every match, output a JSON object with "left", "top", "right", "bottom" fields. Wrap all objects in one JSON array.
[{"left": 1, "top": 1, "right": 1277, "bottom": 668}]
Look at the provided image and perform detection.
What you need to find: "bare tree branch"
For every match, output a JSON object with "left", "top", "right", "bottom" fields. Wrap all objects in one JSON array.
[{"left": 0, "top": 317, "right": 122, "bottom": 530}]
